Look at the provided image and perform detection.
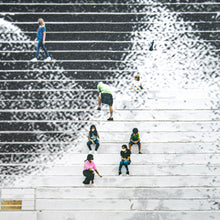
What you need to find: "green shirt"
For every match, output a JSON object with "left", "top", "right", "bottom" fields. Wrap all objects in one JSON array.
[
  {"left": 131, "top": 133, "right": 139, "bottom": 141},
  {"left": 97, "top": 83, "right": 112, "bottom": 94}
]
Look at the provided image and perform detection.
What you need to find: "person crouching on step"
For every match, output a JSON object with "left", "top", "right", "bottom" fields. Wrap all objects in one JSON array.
[
  {"left": 119, "top": 145, "right": 131, "bottom": 176},
  {"left": 83, "top": 154, "right": 102, "bottom": 185}
]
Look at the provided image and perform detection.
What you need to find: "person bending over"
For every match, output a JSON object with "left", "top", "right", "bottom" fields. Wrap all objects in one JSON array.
[{"left": 97, "top": 82, "right": 113, "bottom": 121}]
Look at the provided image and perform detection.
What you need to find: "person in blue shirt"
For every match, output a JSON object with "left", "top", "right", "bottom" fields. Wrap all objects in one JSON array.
[{"left": 31, "top": 18, "right": 51, "bottom": 62}]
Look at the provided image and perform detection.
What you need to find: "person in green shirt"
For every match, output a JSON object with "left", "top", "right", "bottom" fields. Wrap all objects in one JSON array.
[
  {"left": 97, "top": 82, "right": 113, "bottom": 121},
  {"left": 129, "top": 128, "right": 142, "bottom": 154}
]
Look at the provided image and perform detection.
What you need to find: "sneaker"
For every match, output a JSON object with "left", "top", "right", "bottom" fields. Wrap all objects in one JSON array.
[
  {"left": 89, "top": 150, "right": 92, "bottom": 154},
  {"left": 118, "top": 170, "right": 122, "bottom": 175},
  {"left": 126, "top": 170, "right": 129, "bottom": 175},
  {"left": 139, "top": 152, "right": 142, "bottom": 154},
  {"left": 44, "top": 56, "right": 51, "bottom": 62},
  {"left": 107, "top": 117, "right": 113, "bottom": 121},
  {"left": 94, "top": 151, "right": 97, "bottom": 154},
  {"left": 83, "top": 180, "right": 89, "bottom": 185},
  {"left": 97, "top": 107, "right": 101, "bottom": 110},
  {"left": 31, "top": 58, "right": 37, "bottom": 62}
]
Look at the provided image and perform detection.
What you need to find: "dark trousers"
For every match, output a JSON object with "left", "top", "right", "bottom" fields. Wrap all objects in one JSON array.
[
  {"left": 119, "top": 160, "right": 131, "bottom": 171},
  {"left": 87, "top": 140, "right": 100, "bottom": 151},
  {"left": 83, "top": 170, "right": 94, "bottom": 184},
  {"left": 35, "top": 40, "right": 50, "bottom": 58}
]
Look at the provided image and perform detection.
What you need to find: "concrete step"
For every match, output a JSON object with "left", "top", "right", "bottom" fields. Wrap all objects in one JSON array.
[
  {"left": 0, "top": 42, "right": 134, "bottom": 51},
  {"left": 35, "top": 198, "right": 220, "bottom": 211},
  {"left": 0, "top": 109, "right": 219, "bottom": 121},
  {"left": 1, "top": 175, "right": 220, "bottom": 188},
  {"left": 35, "top": 211, "right": 220, "bottom": 220},
  {"left": 0, "top": 98, "right": 216, "bottom": 110},
  {"left": 2, "top": 154, "right": 220, "bottom": 165},
  {"left": 0, "top": 131, "right": 219, "bottom": 142},
  {"left": 2, "top": 41, "right": 219, "bottom": 52},
  {"left": 1, "top": 4, "right": 219, "bottom": 13},
  {"left": 1, "top": 61, "right": 219, "bottom": 70},
  {"left": 2, "top": 176, "right": 220, "bottom": 187},
  {"left": 0, "top": 143, "right": 219, "bottom": 154},
  {"left": 11, "top": 20, "right": 220, "bottom": 35},
  {"left": 36, "top": 187, "right": 220, "bottom": 199},
  {"left": 0, "top": 121, "right": 219, "bottom": 132},
  {"left": 17, "top": 164, "right": 220, "bottom": 176},
  {"left": 1, "top": 51, "right": 128, "bottom": 60},
  {"left": 2, "top": 187, "right": 220, "bottom": 199},
  {"left": 0, "top": 212, "right": 36, "bottom": 220}
]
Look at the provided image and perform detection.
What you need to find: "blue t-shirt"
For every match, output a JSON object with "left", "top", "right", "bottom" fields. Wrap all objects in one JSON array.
[{"left": 36, "top": 26, "right": 46, "bottom": 40}]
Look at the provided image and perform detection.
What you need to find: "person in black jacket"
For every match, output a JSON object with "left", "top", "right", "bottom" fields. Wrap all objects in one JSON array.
[
  {"left": 118, "top": 145, "right": 131, "bottom": 175},
  {"left": 87, "top": 125, "right": 100, "bottom": 154}
]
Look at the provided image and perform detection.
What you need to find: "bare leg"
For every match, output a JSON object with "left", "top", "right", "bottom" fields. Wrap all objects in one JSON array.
[
  {"left": 129, "top": 143, "right": 131, "bottom": 151},
  {"left": 109, "top": 105, "right": 113, "bottom": 118},
  {"left": 98, "top": 95, "right": 101, "bottom": 108},
  {"left": 138, "top": 143, "right": 141, "bottom": 153}
]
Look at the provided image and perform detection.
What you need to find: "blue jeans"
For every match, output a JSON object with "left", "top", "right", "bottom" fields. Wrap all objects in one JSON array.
[
  {"left": 119, "top": 160, "right": 131, "bottom": 171},
  {"left": 87, "top": 140, "right": 100, "bottom": 151},
  {"left": 35, "top": 40, "right": 50, "bottom": 58}
]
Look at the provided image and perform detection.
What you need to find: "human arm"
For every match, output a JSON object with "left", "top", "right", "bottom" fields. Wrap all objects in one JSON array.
[
  {"left": 88, "top": 134, "right": 94, "bottom": 144},
  {"left": 43, "top": 32, "right": 46, "bottom": 44},
  {"left": 95, "top": 169, "right": 102, "bottom": 178}
]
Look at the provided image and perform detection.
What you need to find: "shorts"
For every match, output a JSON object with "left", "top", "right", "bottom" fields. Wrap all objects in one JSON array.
[
  {"left": 129, "top": 141, "right": 141, "bottom": 146},
  {"left": 101, "top": 93, "right": 113, "bottom": 106}
]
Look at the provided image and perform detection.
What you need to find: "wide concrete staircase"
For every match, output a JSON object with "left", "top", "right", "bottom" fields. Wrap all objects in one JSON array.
[{"left": 0, "top": 1, "right": 220, "bottom": 220}]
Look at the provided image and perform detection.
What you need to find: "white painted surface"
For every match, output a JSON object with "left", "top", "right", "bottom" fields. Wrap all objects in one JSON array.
[
  {"left": 37, "top": 211, "right": 220, "bottom": 220},
  {"left": 0, "top": 212, "right": 36, "bottom": 220}
]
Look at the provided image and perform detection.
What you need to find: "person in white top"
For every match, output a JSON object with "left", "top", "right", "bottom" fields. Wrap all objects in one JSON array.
[{"left": 130, "top": 75, "right": 144, "bottom": 90}]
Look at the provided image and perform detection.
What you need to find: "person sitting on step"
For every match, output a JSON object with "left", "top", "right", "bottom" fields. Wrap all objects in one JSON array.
[
  {"left": 97, "top": 82, "right": 113, "bottom": 121},
  {"left": 129, "top": 128, "right": 142, "bottom": 154},
  {"left": 130, "top": 75, "right": 144, "bottom": 90},
  {"left": 119, "top": 145, "right": 131, "bottom": 176},
  {"left": 87, "top": 124, "right": 100, "bottom": 154},
  {"left": 83, "top": 154, "right": 102, "bottom": 185}
]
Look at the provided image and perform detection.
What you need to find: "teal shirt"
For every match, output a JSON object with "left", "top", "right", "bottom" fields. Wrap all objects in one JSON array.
[{"left": 97, "top": 83, "right": 112, "bottom": 94}]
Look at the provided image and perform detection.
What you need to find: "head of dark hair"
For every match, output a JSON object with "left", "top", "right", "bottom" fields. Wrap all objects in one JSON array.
[
  {"left": 122, "top": 144, "right": 128, "bottom": 150},
  {"left": 135, "top": 75, "right": 140, "bottom": 81},
  {"left": 87, "top": 154, "right": 94, "bottom": 161},
  {"left": 89, "top": 124, "right": 97, "bottom": 136},
  {"left": 133, "top": 128, "right": 138, "bottom": 134}
]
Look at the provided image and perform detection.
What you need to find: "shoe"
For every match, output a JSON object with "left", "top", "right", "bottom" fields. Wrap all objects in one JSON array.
[
  {"left": 91, "top": 180, "right": 94, "bottom": 184},
  {"left": 126, "top": 170, "right": 129, "bottom": 175},
  {"left": 107, "top": 117, "right": 113, "bottom": 121},
  {"left": 83, "top": 181, "right": 89, "bottom": 185},
  {"left": 89, "top": 150, "right": 92, "bottom": 154},
  {"left": 139, "top": 152, "right": 142, "bottom": 154},
  {"left": 94, "top": 151, "right": 97, "bottom": 154},
  {"left": 31, "top": 58, "right": 37, "bottom": 62},
  {"left": 118, "top": 170, "right": 122, "bottom": 175},
  {"left": 97, "top": 107, "right": 101, "bottom": 110},
  {"left": 44, "top": 56, "right": 51, "bottom": 62}
]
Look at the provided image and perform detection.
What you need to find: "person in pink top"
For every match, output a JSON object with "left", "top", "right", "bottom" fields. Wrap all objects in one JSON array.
[{"left": 83, "top": 154, "right": 102, "bottom": 184}]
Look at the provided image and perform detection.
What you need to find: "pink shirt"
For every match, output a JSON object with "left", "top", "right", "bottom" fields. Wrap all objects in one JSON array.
[{"left": 83, "top": 160, "right": 97, "bottom": 171}]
